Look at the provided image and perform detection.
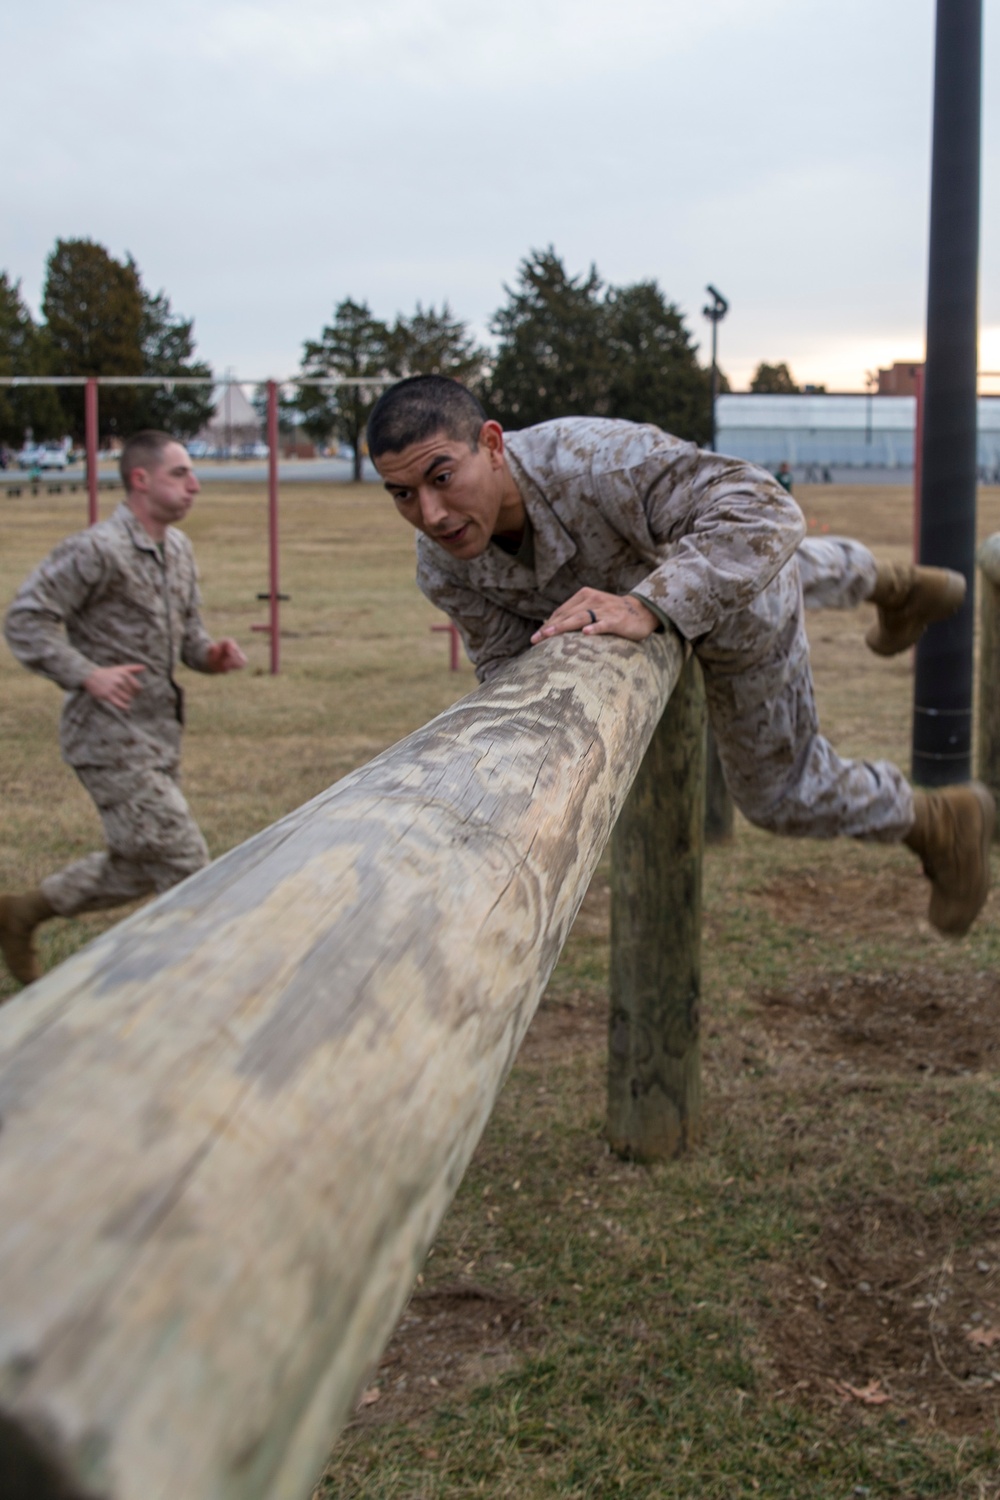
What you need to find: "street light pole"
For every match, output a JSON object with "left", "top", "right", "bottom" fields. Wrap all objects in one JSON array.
[
  {"left": 702, "top": 286, "right": 729, "bottom": 452},
  {"left": 911, "top": 0, "right": 982, "bottom": 787}
]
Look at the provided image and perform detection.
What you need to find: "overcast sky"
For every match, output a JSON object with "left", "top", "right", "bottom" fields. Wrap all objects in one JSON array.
[{"left": 3, "top": 0, "right": 998, "bottom": 392}]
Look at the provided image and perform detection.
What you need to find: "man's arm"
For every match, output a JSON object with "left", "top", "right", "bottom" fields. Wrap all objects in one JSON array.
[
  {"left": 417, "top": 549, "right": 537, "bottom": 682},
  {"left": 4, "top": 535, "right": 109, "bottom": 690},
  {"left": 178, "top": 560, "right": 246, "bottom": 675},
  {"left": 619, "top": 440, "right": 806, "bottom": 642}
]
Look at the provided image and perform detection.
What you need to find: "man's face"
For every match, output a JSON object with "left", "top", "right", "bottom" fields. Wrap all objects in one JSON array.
[
  {"left": 375, "top": 423, "right": 508, "bottom": 560},
  {"left": 134, "top": 442, "right": 200, "bottom": 526}
]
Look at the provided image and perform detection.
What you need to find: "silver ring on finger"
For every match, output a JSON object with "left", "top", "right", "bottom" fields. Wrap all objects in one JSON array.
[{"left": 587, "top": 609, "right": 597, "bottom": 625}]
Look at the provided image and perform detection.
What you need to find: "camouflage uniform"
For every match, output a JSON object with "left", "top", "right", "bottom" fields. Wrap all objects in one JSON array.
[
  {"left": 4, "top": 503, "right": 213, "bottom": 914},
  {"left": 416, "top": 418, "right": 913, "bottom": 842}
]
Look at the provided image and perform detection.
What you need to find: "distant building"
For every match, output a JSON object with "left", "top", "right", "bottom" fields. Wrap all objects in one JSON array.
[
  {"left": 196, "top": 383, "right": 262, "bottom": 455},
  {"left": 878, "top": 362, "right": 923, "bottom": 396},
  {"left": 716, "top": 392, "right": 1000, "bottom": 477}
]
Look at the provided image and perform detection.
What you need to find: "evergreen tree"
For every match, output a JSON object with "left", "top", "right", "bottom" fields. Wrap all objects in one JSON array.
[
  {"left": 42, "top": 238, "right": 143, "bottom": 439},
  {"left": 603, "top": 280, "right": 711, "bottom": 442},
  {"left": 487, "top": 248, "right": 718, "bottom": 442},
  {"left": 129, "top": 268, "right": 215, "bottom": 438},
  {"left": 297, "top": 299, "right": 392, "bottom": 481},
  {"left": 389, "top": 302, "right": 486, "bottom": 386},
  {"left": 486, "top": 248, "right": 609, "bottom": 425},
  {"left": 750, "top": 361, "right": 800, "bottom": 394},
  {"left": 0, "top": 273, "right": 62, "bottom": 448}
]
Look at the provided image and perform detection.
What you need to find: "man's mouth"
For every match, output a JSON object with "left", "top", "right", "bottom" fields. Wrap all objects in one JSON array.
[{"left": 435, "top": 523, "right": 469, "bottom": 544}]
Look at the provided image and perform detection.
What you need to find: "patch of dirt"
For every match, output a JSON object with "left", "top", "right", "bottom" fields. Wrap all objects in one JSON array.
[
  {"left": 521, "top": 986, "right": 607, "bottom": 1063},
  {"left": 760, "top": 1198, "right": 1000, "bottom": 1433},
  {"left": 755, "top": 967, "right": 1000, "bottom": 1076},
  {"left": 349, "top": 1281, "right": 537, "bottom": 1429},
  {"left": 755, "top": 864, "right": 927, "bottom": 941}
]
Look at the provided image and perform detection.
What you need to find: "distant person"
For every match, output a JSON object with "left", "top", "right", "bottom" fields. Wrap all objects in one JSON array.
[
  {"left": 0, "top": 430, "right": 247, "bottom": 989},
  {"left": 367, "top": 375, "right": 991, "bottom": 938},
  {"left": 776, "top": 460, "right": 794, "bottom": 493}
]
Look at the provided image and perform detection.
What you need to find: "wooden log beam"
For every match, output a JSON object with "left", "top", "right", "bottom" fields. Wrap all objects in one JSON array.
[
  {"left": 0, "top": 627, "right": 684, "bottom": 1500},
  {"left": 977, "top": 533, "right": 1000, "bottom": 821},
  {"left": 607, "top": 654, "right": 705, "bottom": 1160}
]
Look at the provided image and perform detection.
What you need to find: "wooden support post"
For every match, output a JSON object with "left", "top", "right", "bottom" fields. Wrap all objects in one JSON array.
[
  {"left": 607, "top": 653, "right": 705, "bottom": 1161},
  {"left": 977, "top": 533, "right": 1000, "bottom": 821},
  {"left": 703, "top": 716, "right": 734, "bottom": 844},
  {"left": 0, "top": 628, "right": 684, "bottom": 1500}
]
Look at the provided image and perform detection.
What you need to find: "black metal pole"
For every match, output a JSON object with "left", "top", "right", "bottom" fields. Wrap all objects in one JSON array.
[
  {"left": 702, "top": 286, "right": 728, "bottom": 453},
  {"left": 911, "top": 0, "right": 982, "bottom": 786},
  {"left": 709, "top": 319, "right": 718, "bottom": 452}
]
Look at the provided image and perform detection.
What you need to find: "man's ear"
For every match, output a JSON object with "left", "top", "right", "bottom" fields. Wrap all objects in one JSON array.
[{"left": 480, "top": 421, "right": 505, "bottom": 465}]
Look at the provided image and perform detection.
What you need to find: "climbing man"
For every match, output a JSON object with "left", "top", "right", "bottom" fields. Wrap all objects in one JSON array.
[
  {"left": 367, "top": 374, "right": 993, "bottom": 938},
  {"left": 1, "top": 430, "right": 247, "bottom": 988}
]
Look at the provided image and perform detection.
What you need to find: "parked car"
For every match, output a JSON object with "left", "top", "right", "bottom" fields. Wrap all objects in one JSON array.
[{"left": 18, "top": 442, "right": 69, "bottom": 470}]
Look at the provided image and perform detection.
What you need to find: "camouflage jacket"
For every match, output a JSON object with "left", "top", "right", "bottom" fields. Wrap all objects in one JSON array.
[
  {"left": 4, "top": 503, "right": 214, "bottom": 769},
  {"left": 416, "top": 417, "right": 806, "bottom": 681}
]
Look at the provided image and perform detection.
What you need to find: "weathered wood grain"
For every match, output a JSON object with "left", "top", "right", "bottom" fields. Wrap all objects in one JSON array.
[
  {"left": 606, "top": 654, "right": 704, "bottom": 1161},
  {"left": 703, "top": 715, "right": 734, "bottom": 844},
  {"left": 0, "top": 626, "right": 683, "bottom": 1500},
  {"left": 978, "top": 534, "right": 1000, "bottom": 819}
]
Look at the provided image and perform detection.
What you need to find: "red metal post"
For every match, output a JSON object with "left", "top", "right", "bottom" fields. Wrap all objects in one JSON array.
[
  {"left": 267, "top": 380, "right": 281, "bottom": 675},
  {"left": 431, "top": 621, "right": 461, "bottom": 670},
  {"left": 85, "top": 377, "right": 99, "bottom": 526},
  {"left": 913, "top": 363, "right": 925, "bottom": 562}
]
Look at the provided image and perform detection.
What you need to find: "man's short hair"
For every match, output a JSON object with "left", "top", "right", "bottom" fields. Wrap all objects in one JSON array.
[
  {"left": 120, "top": 430, "right": 179, "bottom": 491},
  {"left": 367, "top": 376, "right": 486, "bottom": 459}
]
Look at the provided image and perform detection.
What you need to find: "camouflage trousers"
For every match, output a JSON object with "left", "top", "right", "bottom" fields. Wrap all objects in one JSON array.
[
  {"left": 699, "top": 535, "right": 914, "bottom": 842},
  {"left": 41, "top": 762, "right": 209, "bottom": 917}
]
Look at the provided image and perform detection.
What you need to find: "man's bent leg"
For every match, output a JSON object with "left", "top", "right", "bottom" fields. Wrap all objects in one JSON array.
[
  {"left": 796, "top": 536, "right": 878, "bottom": 611},
  {"left": 41, "top": 764, "right": 210, "bottom": 917},
  {"left": 697, "top": 564, "right": 991, "bottom": 934},
  {"left": 702, "top": 629, "right": 914, "bottom": 841}
]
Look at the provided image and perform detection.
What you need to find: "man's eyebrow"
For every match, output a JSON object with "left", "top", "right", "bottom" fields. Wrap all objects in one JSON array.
[{"left": 423, "top": 453, "right": 454, "bottom": 479}]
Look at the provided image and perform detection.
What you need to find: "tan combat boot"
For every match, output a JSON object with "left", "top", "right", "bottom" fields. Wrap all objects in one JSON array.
[
  {"left": 0, "top": 889, "right": 55, "bottom": 987},
  {"left": 866, "top": 563, "right": 966, "bottom": 656},
  {"left": 904, "top": 783, "right": 995, "bottom": 936}
]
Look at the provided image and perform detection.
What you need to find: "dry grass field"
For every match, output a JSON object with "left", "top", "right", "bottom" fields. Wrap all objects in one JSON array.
[{"left": 3, "top": 479, "right": 1000, "bottom": 1498}]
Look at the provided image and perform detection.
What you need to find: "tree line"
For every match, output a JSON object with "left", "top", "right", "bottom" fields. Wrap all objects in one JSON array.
[
  {"left": 0, "top": 240, "right": 213, "bottom": 448},
  {"left": 1, "top": 238, "right": 806, "bottom": 467},
  {"left": 295, "top": 249, "right": 725, "bottom": 480}
]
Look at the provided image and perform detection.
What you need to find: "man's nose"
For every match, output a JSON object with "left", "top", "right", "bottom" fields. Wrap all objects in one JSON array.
[{"left": 418, "top": 487, "right": 448, "bottom": 527}]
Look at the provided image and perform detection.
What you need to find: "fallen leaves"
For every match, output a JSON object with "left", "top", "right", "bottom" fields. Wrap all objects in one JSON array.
[
  {"left": 966, "top": 1325, "right": 1000, "bottom": 1349},
  {"left": 833, "top": 1378, "right": 890, "bottom": 1406}
]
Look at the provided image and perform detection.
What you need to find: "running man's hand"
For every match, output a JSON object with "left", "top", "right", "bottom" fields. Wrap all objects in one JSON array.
[
  {"left": 205, "top": 638, "right": 248, "bottom": 673},
  {"left": 83, "top": 663, "right": 146, "bottom": 710},
  {"left": 530, "top": 589, "right": 660, "bottom": 645}
]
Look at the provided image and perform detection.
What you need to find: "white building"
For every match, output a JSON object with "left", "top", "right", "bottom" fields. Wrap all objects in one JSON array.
[{"left": 716, "top": 393, "right": 1000, "bottom": 477}]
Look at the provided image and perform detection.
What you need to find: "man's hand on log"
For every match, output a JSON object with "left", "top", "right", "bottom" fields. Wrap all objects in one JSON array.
[
  {"left": 530, "top": 589, "right": 660, "bottom": 645},
  {"left": 83, "top": 663, "right": 146, "bottom": 710},
  {"left": 205, "top": 638, "right": 248, "bottom": 673}
]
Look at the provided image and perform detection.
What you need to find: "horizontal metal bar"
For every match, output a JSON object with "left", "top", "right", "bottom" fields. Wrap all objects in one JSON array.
[{"left": 0, "top": 376, "right": 395, "bottom": 388}]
